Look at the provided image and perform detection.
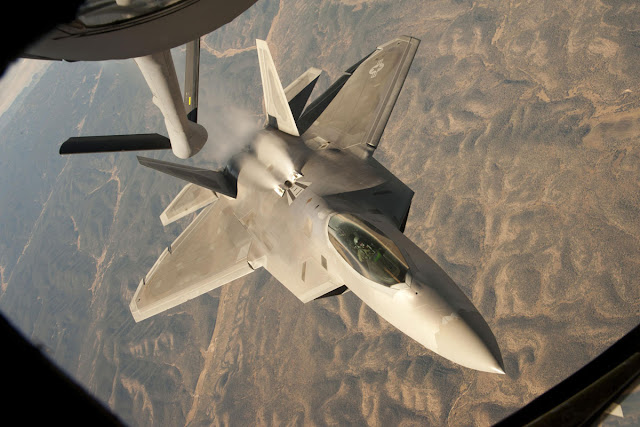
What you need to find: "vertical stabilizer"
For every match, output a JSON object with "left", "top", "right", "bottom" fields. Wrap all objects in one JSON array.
[
  {"left": 284, "top": 67, "right": 322, "bottom": 121},
  {"left": 256, "top": 39, "right": 300, "bottom": 136}
]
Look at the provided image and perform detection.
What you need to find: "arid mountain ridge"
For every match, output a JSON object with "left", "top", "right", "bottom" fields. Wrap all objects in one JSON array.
[{"left": 0, "top": 0, "right": 639, "bottom": 425}]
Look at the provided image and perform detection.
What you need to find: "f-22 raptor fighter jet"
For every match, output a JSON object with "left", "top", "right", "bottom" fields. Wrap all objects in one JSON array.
[{"left": 127, "top": 37, "right": 504, "bottom": 374}]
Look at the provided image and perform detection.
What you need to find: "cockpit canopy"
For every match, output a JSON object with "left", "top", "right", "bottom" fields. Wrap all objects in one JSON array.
[{"left": 328, "top": 213, "right": 408, "bottom": 286}]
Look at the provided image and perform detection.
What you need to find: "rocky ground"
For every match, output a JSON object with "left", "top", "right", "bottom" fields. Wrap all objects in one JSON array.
[{"left": 0, "top": 0, "right": 639, "bottom": 425}]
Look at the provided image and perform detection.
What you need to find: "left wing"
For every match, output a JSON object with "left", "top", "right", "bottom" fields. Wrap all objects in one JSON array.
[
  {"left": 160, "top": 183, "right": 218, "bottom": 226},
  {"left": 130, "top": 198, "right": 253, "bottom": 322}
]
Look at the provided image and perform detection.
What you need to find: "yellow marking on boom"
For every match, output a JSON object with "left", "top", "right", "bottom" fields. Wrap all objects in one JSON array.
[{"left": 189, "top": 96, "right": 192, "bottom": 105}]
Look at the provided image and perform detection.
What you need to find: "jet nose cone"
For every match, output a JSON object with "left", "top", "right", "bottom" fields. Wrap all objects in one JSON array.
[{"left": 435, "top": 312, "right": 504, "bottom": 374}]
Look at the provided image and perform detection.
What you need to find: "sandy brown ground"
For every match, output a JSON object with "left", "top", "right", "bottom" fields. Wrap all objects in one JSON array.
[
  {"left": 0, "top": 0, "right": 639, "bottom": 425},
  {"left": 182, "top": 0, "right": 640, "bottom": 424}
]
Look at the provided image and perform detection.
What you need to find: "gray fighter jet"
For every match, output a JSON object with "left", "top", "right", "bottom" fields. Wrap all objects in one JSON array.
[{"left": 127, "top": 37, "right": 505, "bottom": 374}]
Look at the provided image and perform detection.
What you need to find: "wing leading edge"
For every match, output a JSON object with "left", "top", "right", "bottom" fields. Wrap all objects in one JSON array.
[
  {"left": 130, "top": 198, "right": 254, "bottom": 322},
  {"left": 301, "top": 36, "right": 420, "bottom": 157}
]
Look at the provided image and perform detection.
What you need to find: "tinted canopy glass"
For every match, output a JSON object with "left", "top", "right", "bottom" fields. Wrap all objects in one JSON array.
[{"left": 328, "top": 213, "right": 408, "bottom": 286}]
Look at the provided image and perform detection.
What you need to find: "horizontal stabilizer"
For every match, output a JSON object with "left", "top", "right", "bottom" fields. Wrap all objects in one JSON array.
[
  {"left": 130, "top": 199, "right": 254, "bottom": 322},
  {"left": 137, "top": 156, "right": 237, "bottom": 198},
  {"left": 59, "top": 134, "right": 171, "bottom": 155},
  {"left": 284, "top": 67, "right": 321, "bottom": 121},
  {"left": 256, "top": 39, "right": 300, "bottom": 136},
  {"left": 160, "top": 183, "right": 218, "bottom": 226}
]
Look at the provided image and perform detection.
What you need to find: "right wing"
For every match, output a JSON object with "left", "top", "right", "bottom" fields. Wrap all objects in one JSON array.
[
  {"left": 300, "top": 36, "right": 419, "bottom": 157},
  {"left": 130, "top": 198, "right": 253, "bottom": 322}
]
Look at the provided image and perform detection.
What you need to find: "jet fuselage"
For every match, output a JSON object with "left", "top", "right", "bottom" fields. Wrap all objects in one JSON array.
[
  {"left": 128, "top": 36, "right": 505, "bottom": 374},
  {"left": 226, "top": 129, "right": 504, "bottom": 374}
]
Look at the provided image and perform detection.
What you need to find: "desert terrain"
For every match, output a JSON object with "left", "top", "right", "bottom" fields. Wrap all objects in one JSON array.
[{"left": 0, "top": 0, "right": 639, "bottom": 425}]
